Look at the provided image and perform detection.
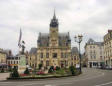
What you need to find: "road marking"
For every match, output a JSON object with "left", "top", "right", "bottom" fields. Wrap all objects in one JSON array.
[
  {"left": 19, "top": 71, "right": 105, "bottom": 86},
  {"left": 45, "top": 85, "right": 56, "bottom": 86},
  {"left": 72, "top": 73, "right": 104, "bottom": 82},
  {"left": 0, "top": 82, "right": 13, "bottom": 84},
  {"left": 17, "top": 83, "right": 43, "bottom": 86},
  {"left": 0, "top": 82, "right": 12, "bottom": 83},
  {"left": 0, "top": 82, "right": 14, "bottom": 85},
  {"left": 95, "top": 81, "right": 112, "bottom": 86},
  {"left": 0, "top": 69, "right": 105, "bottom": 86},
  {"left": 42, "top": 72, "right": 104, "bottom": 86},
  {"left": 52, "top": 72, "right": 105, "bottom": 85}
]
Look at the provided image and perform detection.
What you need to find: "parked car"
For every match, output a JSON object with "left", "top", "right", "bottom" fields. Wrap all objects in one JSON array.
[
  {"left": 105, "top": 66, "right": 112, "bottom": 70},
  {"left": 100, "top": 65, "right": 112, "bottom": 70}
]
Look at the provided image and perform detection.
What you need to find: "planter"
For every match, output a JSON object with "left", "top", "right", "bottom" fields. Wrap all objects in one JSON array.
[{"left": 7, "top": 73, "right": 81, "bottom": 80}]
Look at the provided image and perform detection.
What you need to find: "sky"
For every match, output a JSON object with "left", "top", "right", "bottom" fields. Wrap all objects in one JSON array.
[{"left": 0, "top": 0, "right": 112, "bottom": 55}]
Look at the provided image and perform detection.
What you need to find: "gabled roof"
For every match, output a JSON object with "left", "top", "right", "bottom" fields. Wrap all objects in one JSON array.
[
  {"left": 86, "top": 38, "right": 103, "bottom": 46},
  {"left": 0, "top": 49, "right": 7, "bottom": 54},
  {"left": 29, "top": 48, "right": 37, "bottom": 54},
  {"left": 87, "top": 38, "right": 95, "bottom": 44},
  {"left": 71, "top": 47, "right": 79, "bottom": 55}
]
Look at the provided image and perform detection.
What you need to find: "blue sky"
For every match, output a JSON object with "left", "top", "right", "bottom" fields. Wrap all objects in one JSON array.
[{"left": 0, "top": 0, "right": 112, "bottom": 54}]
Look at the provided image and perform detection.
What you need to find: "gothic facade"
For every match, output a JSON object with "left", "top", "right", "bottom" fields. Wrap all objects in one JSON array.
[{"left": 37, "top": 12, "right": 71, "bottom": 68}]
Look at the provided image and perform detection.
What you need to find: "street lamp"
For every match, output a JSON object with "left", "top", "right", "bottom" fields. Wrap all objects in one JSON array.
[{"left": 74, "top": 35, "right": 83, "bottom": 73}]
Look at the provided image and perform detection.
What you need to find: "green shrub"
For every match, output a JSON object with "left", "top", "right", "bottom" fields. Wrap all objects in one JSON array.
[
  {"left": 48, "top": 66, "right": 54, "bottom": 73},
  {"left": 56, "top": 69, "right": 65, "bottom": 75},
  {"left": 8, "top": 67, "right": 12, "bottom": 72},
  {"left": 11, "top": 66, "right": 19, "bottom": 78},
  {"left": 1, "top": 68, "right": 4, "bottom": 73},
  {"left": 56, "top": 66, "right": 60, "bottom": 71},
  {"left": 69, "top": 66, "right": 76, "bottom": 75},
  {"left": 38, "top": 64, "right": 42, "bottom": 70},
  {"left": 50, "top": 66, "right": 54, "bottom": 70},
  {"left": 24, "top": 68, "right": 30, "bottom": 74}
]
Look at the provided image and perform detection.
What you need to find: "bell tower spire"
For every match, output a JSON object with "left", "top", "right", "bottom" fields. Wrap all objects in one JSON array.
[
  {"left": 53, "top": 9, "right": 56, "bottom": 19},
  {"left": 50, "top": 10, "right": 58, "bottom": 28},
  {"left": 49, "top": 10, "right": 59, "bottom": 47}
]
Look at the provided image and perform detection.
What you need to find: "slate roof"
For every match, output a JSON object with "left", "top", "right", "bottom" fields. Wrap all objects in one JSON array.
[
  {"left": 95, "top": 42, "right": 104, "bottom": 46},
  {"left": 38, "top": 33, "right": 49, "bottom": 47},
  {"left": 0, "top": 51, "right": 6, "bottom": 54},
  {"left": 0, "top": 49, "right": 7, "bottom": 54},
  {"left": 71, "top": 47, "right": 79, "bottom": 55},
  {"left": 29, "top": 48, "right": 37, "bottom": 54},
  {"left": 87, "top": 38, "right": 103, "bottom": 46},
  {"left": 37, "top": 32, "right": 71, "bottom": 47},
  {"left": 50, "top": 10, "right": 58, "bottom": 28},
  {"left": 7, "top": 56, "right": 20, "bottom": 60},
  {"left": 87, "top": 38, "right": 95, "bottom": 44}
]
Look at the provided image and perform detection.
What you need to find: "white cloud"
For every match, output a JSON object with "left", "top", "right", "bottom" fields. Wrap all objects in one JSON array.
[{"left": 0, "top": 0, "right": 112, "bottom": 54}]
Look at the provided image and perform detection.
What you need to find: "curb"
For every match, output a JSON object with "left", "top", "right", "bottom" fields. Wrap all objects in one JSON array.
[{"left": 6, "top": 73, "right": 82, "bottom": 81}]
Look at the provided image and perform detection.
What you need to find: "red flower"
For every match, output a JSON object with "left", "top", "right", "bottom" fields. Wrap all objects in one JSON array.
[
  {"left": 20, "top": 74, "right": 27, "bottom": 76},
  {"left": 37, "top": 71, "right": 44, "bottom": 75}
]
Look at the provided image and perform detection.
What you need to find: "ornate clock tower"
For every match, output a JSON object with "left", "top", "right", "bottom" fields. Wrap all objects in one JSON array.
[
  {"left": 49, "top": 11, "right": 59, "bottom": 47},
  {"left": 37, "top": 11, "right": 71, "bottom": 68}
]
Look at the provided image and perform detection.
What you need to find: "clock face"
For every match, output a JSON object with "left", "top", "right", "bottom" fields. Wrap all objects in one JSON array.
[
  {"left": 52, "top": 30, "right": 56, "bottom": 33},
  {"left": 51, "top": 30, "right": 57, "bottom": 37}
]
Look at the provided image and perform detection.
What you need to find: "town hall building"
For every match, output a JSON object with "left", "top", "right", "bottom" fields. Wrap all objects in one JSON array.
[{"left": 36, "top": 12, "right": 71, "bottom": 68}]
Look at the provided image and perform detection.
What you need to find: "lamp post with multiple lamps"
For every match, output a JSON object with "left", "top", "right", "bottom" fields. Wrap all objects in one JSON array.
[{"left": 74, "top": 35, "right": 83, "bottom": 73}]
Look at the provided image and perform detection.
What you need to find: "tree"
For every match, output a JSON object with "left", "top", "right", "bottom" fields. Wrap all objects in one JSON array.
[
  {"left": 1, "top": 68, "right": 4, "bottom": 73},
  {"left": 11, "top": 66, "right": 19, "bottom": 78},
  {"left": 38, "top": 63, "right": 42, "bottom": 70},
  {"left": 69, "top": 66, "right": 75, "bottom": 75},
  {"left": 56, "top": 66, "right": 60, "bottom": 71},
  {"left": 8, "top": 66, "right": 12, "bottom": 72},
  {"left": 24, "top": 68, "right": 30, "bottom": 74}
]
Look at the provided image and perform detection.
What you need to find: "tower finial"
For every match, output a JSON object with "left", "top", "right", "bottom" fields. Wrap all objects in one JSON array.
[
  {"left": 50, "top": 9, "right": 58, "bottom": 27},
  {"left": 53, "top": 8, "right": 56, "bottom": 19}
]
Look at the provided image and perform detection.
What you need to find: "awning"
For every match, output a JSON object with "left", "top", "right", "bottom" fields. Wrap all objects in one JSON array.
[
  {"left": 9, "top": 64, "right": 18, "bottom": 66},
  {"left": 0, "top": 63, "right": 7, "bottom": 66}
]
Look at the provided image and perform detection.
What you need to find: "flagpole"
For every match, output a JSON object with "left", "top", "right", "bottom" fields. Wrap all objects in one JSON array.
[{"left": 18, "top": 28, "right": 22, "bottom": 54}]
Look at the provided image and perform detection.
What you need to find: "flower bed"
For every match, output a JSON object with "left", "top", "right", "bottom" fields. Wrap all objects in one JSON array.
[{"left": 7, "top": 66, "right": 81, "bottom": 80}]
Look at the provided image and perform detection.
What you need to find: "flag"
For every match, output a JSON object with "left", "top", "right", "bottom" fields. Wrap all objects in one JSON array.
[{"left": 18, "top": 28, "right": 22, "bottom": 48}]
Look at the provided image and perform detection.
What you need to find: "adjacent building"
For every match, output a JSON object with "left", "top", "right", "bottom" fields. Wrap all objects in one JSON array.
[
  {"left": 85, "top": 38, "right": 104, "bottom": 68},
  {"left": 7, "top": 55, "right": 20, "bottom": 68},
  {"left": 37, "top": 12, "right": 71, "bottom": 69},
  {"left": 82, "top": 52, "right": 88, "bottom": 67},
  {"left": 71, "top": 47, "right": 79, "bottom": 67},
  {"left": 104, "top": 30, "right": 112, "bottom": 68},
  {"left": 0, "top": 49, "right": 7, "bottom": 69},
  {"left": 28, "top": 48, "right": 37, "bottom": 69}
]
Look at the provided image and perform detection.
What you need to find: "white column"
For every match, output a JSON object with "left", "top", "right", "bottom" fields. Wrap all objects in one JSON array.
[
  {"left": 92, "top": 62, "right": 93, "bottom": 68},
  {"left": 109, "top": 57, "right": 111, "bottom": 68},
  {"left": 110, "top": 58, "right": 112, "bottom": 68}
]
